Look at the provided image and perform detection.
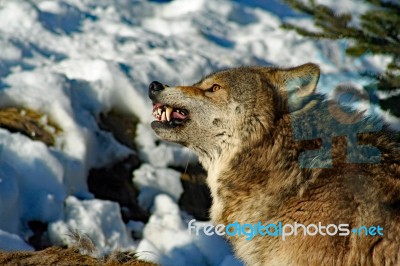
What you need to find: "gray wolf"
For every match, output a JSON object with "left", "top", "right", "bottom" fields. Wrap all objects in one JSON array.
[{"left": 149, "top": 63, "right": 400, "bottom": 265}]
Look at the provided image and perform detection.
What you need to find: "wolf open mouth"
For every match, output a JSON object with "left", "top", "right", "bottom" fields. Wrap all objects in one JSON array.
[{"left": 152, "top": 103, "right": 189, "bottom": 126}]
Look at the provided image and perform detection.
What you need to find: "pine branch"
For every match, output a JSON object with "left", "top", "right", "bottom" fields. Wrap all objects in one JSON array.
[{"left": 282, "top": 0, "right": 400, "bottom": 117}]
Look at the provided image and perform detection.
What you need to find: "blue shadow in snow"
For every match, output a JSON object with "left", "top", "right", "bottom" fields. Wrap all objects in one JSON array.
[
  {"left": 38, "top": 2, "right": 97, "bottom": 35},
  {"left": 0, "top": 81, "right": 10, "bottom": 91},
  {"left": 148, "top": 0, "right": 173, "bottom": 3},
  {"left": 228, "top": 5, "right": 259, "bottom": 25},
  {"left": 202, "top": 32, "right": 235, "bottom": 48},
  {"left": 231, "top": 0, "right": 305, "bottom": 18}
]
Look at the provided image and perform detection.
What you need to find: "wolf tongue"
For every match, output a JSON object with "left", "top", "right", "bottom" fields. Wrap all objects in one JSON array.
[{"left": 172, "top": 111, "right": 186, "bottom": 120}]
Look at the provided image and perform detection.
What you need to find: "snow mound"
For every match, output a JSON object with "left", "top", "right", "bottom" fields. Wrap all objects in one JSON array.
[
  {"left": 0, "top": 229, "right": 34, "bottom": 252},
  {"left": 136, "top": 194, "right": 239, "bottom": 266},
  {"left": 48, "top": 196, "right": 134, "bottom": 257},
  {"left": 133, "top": 164, "right": 183, "bottom": 209}
]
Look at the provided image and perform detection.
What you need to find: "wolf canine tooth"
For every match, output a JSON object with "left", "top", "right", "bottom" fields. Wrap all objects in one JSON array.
[
  {"left": 166, "top": 106, "right": 173, "bottom": 121},
  {"left": 161, "top": 111, "right": 166, "bottom": 121}
]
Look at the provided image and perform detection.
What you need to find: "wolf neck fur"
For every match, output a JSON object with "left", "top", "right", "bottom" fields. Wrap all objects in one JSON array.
[{"left": 197, "top": 114, "right": 307, "bottom": 223}]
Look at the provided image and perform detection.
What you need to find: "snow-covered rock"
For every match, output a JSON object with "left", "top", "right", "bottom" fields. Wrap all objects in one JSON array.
[{"left": 48, "top": 196, "right": 134, "bottom": 257}]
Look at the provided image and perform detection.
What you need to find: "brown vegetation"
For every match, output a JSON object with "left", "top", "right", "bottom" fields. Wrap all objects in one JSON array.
[
  {"left": 0, "top": 246, "right": 157, "bottom": 266},
  {"left": 0, "top": 107, "right": 60, "bottom": 146}
]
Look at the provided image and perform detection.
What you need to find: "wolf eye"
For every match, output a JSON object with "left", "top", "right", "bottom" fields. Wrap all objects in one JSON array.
[{"left": 208, "top": 84, "right": 221, "bottom": 92}]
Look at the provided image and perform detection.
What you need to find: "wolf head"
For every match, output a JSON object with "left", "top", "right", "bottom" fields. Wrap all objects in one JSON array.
[{"left": 148, "top": 63, "right": 320, "bottom": 167}]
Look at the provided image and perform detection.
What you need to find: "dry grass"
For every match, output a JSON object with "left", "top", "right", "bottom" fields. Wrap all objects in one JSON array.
[
  {"left": 0, "top": 231, "right": 157, "bottom": 266},
  {"left": 0, "top": 107, "right": 60, "bottom": 146},
  {"left": 0, "top": 246, "right": 157, "bottom": 266}
]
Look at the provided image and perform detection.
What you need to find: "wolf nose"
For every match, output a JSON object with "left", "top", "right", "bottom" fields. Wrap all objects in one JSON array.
[{"left": 149, "top": 81, "right": 164, "bottom": 92}]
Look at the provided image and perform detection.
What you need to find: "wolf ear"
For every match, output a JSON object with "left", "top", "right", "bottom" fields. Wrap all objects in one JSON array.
[{"left": 281, "top": 63, "right": 320, "bottom": 112}]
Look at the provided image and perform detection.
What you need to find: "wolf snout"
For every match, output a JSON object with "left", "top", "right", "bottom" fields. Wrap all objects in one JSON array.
[{"left": 149, "top": 81, "right": 165, "bottom": 98}]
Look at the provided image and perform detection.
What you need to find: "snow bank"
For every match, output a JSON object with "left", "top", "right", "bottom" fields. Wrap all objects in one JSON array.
[
  {"left": 136, "top": 194, "right": 236, "bottom": 266},
  {"left": 133, "top": 164, "right": 183, "bottom": 209},
  {"left": 48, "top": 196, "right": 134, "bottom": 256},
  {"left": 0, "top": 129, "right": 65, "bottom": 234},
  {"left": 0, "top": 230, "right": 34, "bottom": 252}
]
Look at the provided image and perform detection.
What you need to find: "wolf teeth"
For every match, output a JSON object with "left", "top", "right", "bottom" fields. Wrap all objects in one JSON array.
[
  {"left": 166, "top": 106, "right": 173, "bottom": 121},
  {"left": 161, "top": 110, "right": 166, "bottom": 121},
  {"left": 176, "top": 109, "right": 186, "bottom": 115},
  {"left": 152, "top": 105, "right": 187, "bottom": 122}
]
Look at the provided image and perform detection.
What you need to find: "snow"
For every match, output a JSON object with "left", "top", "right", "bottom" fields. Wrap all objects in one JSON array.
[
  {"left": 0, "top": 0, "right": 395, "bottom": 265},
  {"left": 136, "top": 194, "right": 234, "bottom": 266},
  {"left": 0, "top": 129, "right": 66, "bottom": 233},
  {"left": 48, "top": 196, "right": 134, "bottom": 257},
  {"left": 133, "top": 164, "right": 183, "bottom": 209},
  {"left": 0, "top": 229, "right": 34, "bottom": 252}
]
